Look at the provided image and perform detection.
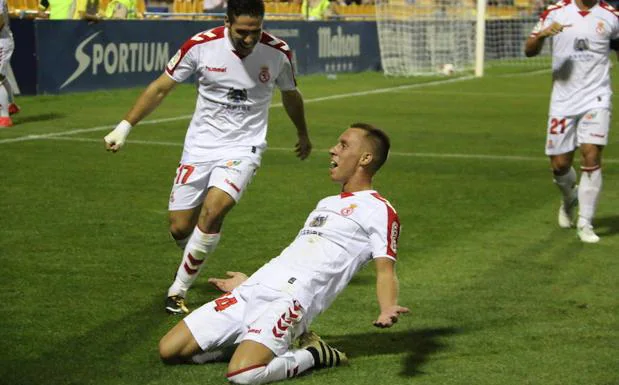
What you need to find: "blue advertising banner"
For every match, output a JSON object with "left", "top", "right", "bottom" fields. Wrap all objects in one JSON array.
[
  {"left": 13, "top": 19, "right": 381, "bottom": 94},
  {"left": 265, "top": 21, "right": 380, "bottom": 75},
  {"left": 34, "top": 20, "right": 219, "bottom": 94}
]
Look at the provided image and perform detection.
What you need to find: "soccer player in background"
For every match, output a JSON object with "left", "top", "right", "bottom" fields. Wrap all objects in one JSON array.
[
  {"left": 0, "top": 0, "right": 19, "bottom": 128},
  {"left": 158, "top": 123, "right": 408, "bottom": 384},
  {"left": 103, "top": 0, "right": 312, "bottom": 314},
  {"left": 524, "top": 0, "right": 619, "bottom": 243}
]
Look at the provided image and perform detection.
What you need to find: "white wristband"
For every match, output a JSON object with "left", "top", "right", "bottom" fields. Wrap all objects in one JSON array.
[
  {"left": 104, "top": 120, "right": 133, "bottom": 147},
  {"left": 115, "top": 120, "right": 133, "bottom": 137}
]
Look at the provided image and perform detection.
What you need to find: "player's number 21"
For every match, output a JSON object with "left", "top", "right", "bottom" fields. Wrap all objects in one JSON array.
[{"left": 549, "top": 118, "right": 567, "bottom": 135}]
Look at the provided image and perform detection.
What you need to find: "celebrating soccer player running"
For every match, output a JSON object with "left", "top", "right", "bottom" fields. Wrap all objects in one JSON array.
[{"left": 104, "top": 0, "right": 312, "bottom": 313}]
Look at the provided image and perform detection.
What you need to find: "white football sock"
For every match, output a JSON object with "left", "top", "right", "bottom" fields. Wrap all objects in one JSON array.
[
  {"left": 0, "top": 80, "right": 10, "bottom": 117},
  {"left": 226, "top": 349, "right": 314, "bottom": 384},
  {"left": 577, "top": 166, "right": 602, "bottom": 227},
  {"left": 4, "top": 79, "right": 14, "bottom": 103},
  {"left": 553, "top": 166, "right": 577, "bottom": 204},
  {"left": 168, "top": 227, "right": 220, "bottom": 297}
]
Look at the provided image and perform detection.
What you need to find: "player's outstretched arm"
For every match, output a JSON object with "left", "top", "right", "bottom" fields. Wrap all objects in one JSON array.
[
  {"left": 373, "top": 257, "right": 409, "bottom": 328},
  {"left": 104, "top": 74, "right": 178, "bottom": 153},
  {"left": 525, "top": 22, "right": 570, "bottom": 57},
  {"left": 281, "top": 89, "right": 312, "bottom": 160},
  {"left": 208, "top": 271, "right": 248, "bottom": 292}
]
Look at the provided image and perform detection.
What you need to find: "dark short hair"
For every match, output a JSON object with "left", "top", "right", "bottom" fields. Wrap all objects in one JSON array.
[
  {"left": 350, "top": 122, "right": 391, "bottom": 172},
  {"left": 226, "top": 0, "right": 265, "bottom": 23}
]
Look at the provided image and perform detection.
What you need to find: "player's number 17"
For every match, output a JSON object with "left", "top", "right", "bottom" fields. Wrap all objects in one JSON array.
[{"left": 175, "top": 165, "right": 195, "bottom": 184}]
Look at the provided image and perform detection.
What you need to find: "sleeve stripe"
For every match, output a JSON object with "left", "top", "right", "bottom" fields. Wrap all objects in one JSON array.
[{"left": 371, "top": 192, "right": 400, "bottom": 259}]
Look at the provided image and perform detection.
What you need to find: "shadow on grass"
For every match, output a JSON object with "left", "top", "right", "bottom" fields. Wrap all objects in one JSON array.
[
  {"left": 0, "top": 295, "right": 172, "bottom": 385},
  {"left": 594, "top": 215, "right": 619, "bottom": 237},
  {"left": 324, "top": 327, "right": 461, "bottom": 377},
  {"left": 16, "top": 112, "right": 65, "bottom": 124}
]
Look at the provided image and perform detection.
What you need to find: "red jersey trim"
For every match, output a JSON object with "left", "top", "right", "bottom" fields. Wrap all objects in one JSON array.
[
  {"left": 539, "top": 0, "right": 570, "bottom": 21},
  {"left": 166, "top": 26, "right": 225, "bottom": 76},
  {"left": 371, "top": 192, "right": 400, "bottom": 259},
  {"left": 599, "top": 1, "right": 619, "bottom": 17},
  {"left": 340, "top": 192, "right": 354, "bottom": 198},
  {"left": 260, "top": 31, "right": 297, "bottom": 85}
]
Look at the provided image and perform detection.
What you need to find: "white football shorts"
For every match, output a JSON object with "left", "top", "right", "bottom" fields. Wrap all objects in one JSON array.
[
  {"left": 545, "top": 108, "right": 610, "bottom": 156},
  {"left": 0, "top": 38, "right": 14, "bottom": 78},
  {"left": 168, "top": 156, "right": 260, "bottom": 211},
  {"left": 184, "top": 284, "right": 306, "bottom": 356}
]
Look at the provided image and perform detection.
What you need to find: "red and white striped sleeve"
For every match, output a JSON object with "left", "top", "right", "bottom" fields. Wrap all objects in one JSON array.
[
  {"left": 260, "top": 32, "right": 297, "bottom": 90},
  {"left": 369, "top": 193, "right": 400, "bottom": 261},
  {"left": 530, "top": 1, "right": 563, "bottom": 37},
  {"left": 165, "top": 27, "right": 225, "bottom": 82}
]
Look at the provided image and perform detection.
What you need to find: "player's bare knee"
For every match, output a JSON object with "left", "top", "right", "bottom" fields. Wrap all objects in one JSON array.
[
  {"left": 169, "top": 222, "right": 193, "bottom": 240},
  {"left": 158, "top": 340, "right": 179, "bottom": 365},
  {"left": 550, "top": 160, "right": 572, "bottom": 176}
]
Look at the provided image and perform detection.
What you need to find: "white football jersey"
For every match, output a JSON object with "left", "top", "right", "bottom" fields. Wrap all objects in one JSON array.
[
  {"left": 166, "top": 26, "right": 296, "bottom": 163},
  {"left": 530, "top": 0, "right": 619, "bottom": 115},
  {"left": 0, "top": 0, "right": 12, "bottom": 40},
  {"left": 243, "top": 190, "right": 401, "bottom": 323}
]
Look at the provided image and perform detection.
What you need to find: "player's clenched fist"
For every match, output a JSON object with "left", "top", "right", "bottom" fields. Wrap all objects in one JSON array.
[
  {"left": 104, "top": 120, "right": 133, "bottom": 153},
  {"left": 540, "top": 22, "right": 572, "bottom": 37}
]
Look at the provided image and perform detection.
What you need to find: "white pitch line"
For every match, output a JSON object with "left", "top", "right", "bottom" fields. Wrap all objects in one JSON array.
[
  {"left": 0, "top": 76, "right": 475, "bottom": 145},
  {"left": 388, "top": 90, "right": 547, "bottom": 98},
  {"left": 40, "top": 135, "right": 619, "bottom": 164}
]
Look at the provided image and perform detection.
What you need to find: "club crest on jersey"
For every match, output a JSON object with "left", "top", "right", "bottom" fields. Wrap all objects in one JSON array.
[
  {"left": 259, "top": 66, "right": 271, "bottom": 83},
  {"left": 309, "top": 215, "right": 328, "bottom": 227},
  {"left": 584, "top": 111, "right": 597, "bottom": 120},
  {"left": 340, "top": 204, "right": 357, "bottom": 216},
  {"left": 596, "top": 21, "right": 606, "bottom": 35},
  {"left": 226, "top": 88, "right": 248, "bottom": 103}
]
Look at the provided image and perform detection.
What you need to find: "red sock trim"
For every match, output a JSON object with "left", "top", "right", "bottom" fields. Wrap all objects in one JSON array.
[
  {"left": 580, "top": 165, "right": 601, "bottom": 172},
  {"left": 226, "top": 364, "right": 267, "bottom": 378}
]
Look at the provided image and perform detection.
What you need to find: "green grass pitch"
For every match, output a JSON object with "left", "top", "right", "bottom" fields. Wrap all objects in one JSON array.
[{"left": 1, "top": 69, "right": 618, "bottom": 385}]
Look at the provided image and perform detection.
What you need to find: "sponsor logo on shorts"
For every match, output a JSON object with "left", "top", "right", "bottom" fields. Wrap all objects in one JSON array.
[
  {"left": 547, "top": 140, "right": 554, "bottom": 149},
  {"left": 169, "top": 192, "right": 175, "bottom": 203},
  {"left": 224, "top": 178, "right": 241, "bottom": 193},
  {"left": 590, "top": 133, "right": 606, "bottom": 138},
  {"left": 225, "top": 160, "right": 242, "bottom": 167},
  {"left": 585, "top": 111, "right": 598, "bottom": 120},
  {"left": 248, "top": 328, "right": 262, "bottom": 334}
]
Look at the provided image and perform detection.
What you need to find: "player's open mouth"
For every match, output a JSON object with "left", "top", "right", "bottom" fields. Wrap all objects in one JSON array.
[{"left": 330, "top": 160, "right": 338, "bottom": 169}]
